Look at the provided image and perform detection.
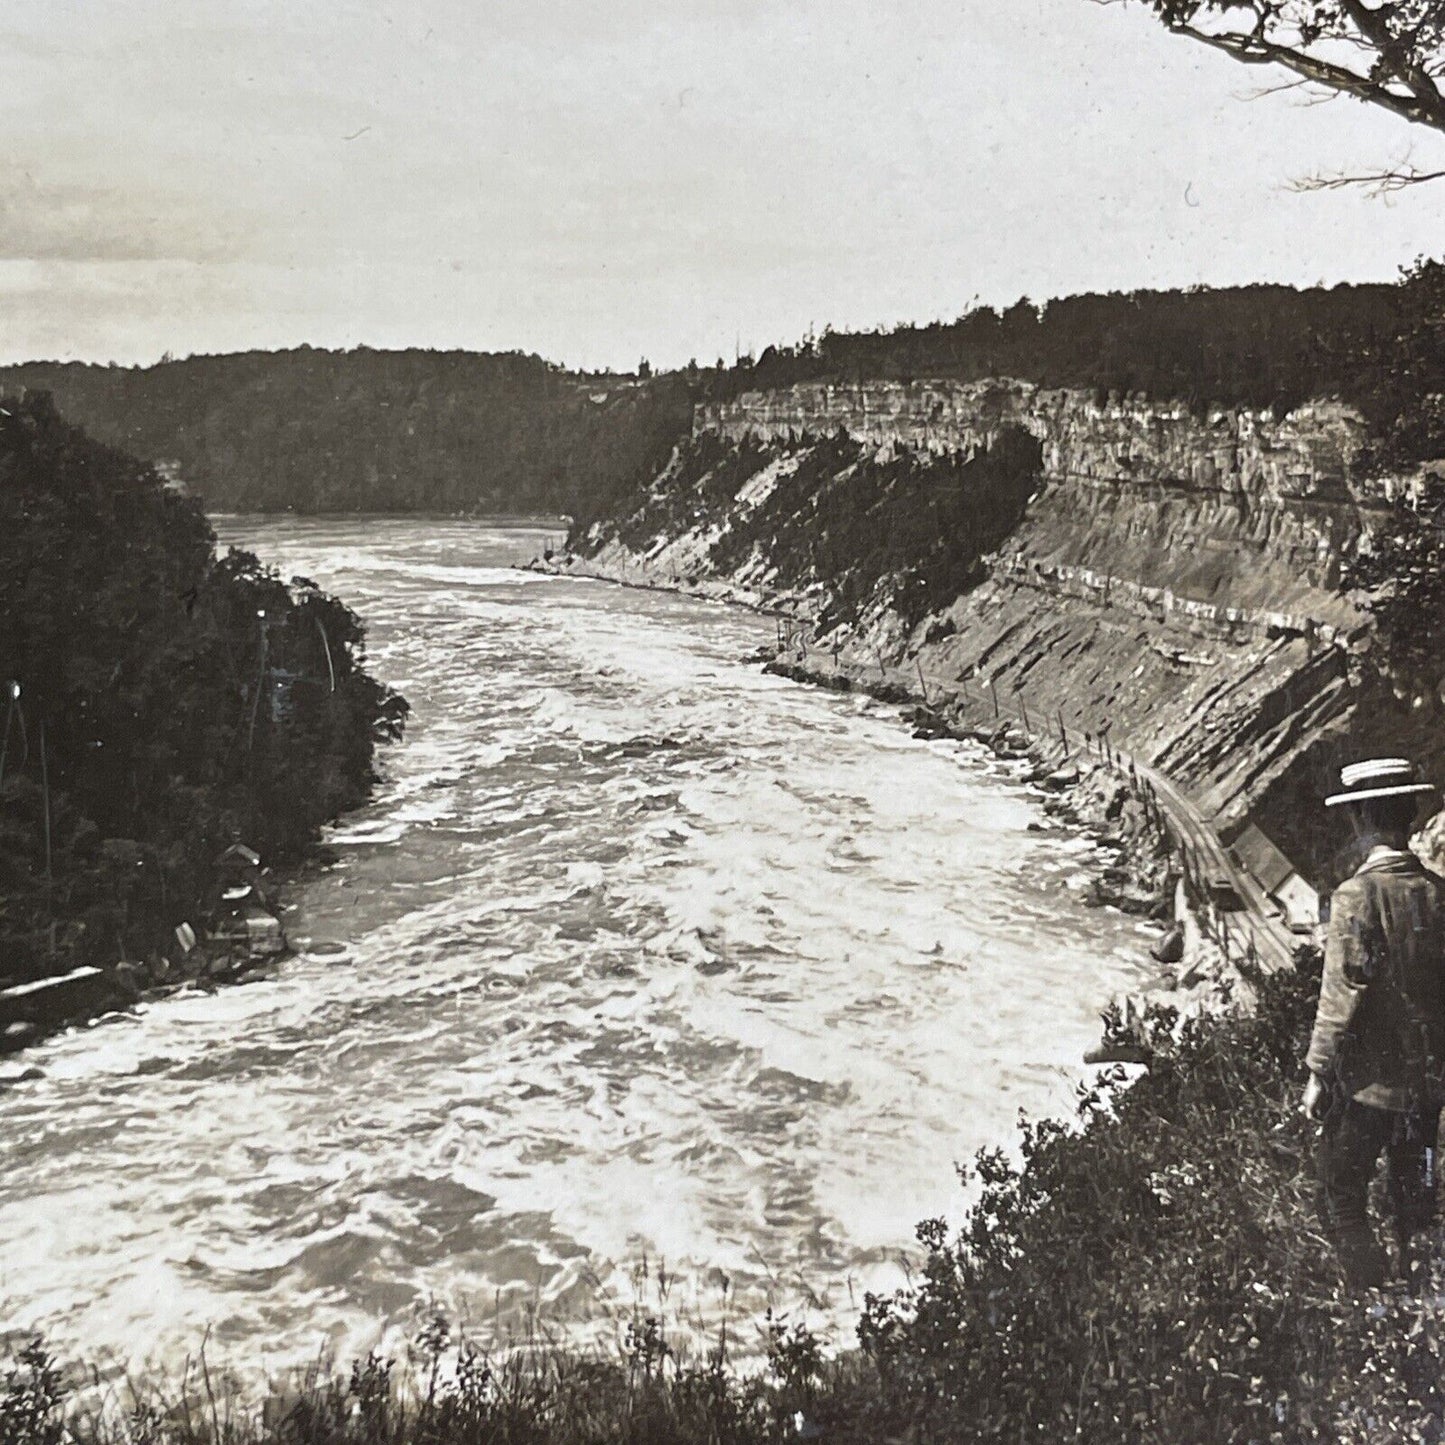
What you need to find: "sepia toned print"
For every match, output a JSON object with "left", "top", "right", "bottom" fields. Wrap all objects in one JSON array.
[{"left": 5, "top": 2, "right": 1445, "bottom": 1440}]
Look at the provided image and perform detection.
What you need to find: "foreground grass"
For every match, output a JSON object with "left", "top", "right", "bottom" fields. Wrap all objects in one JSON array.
[{"left": 10, "top": 966, "right": 1445, "bottom": 1444}]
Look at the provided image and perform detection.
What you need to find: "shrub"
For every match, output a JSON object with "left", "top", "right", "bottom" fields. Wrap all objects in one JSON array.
[
  {"left": 0, "top": 1339, "right": 65, "bottom": 1445},
  {"left": 847, "top": 968, "right": 1445, "bottom": 1443}
]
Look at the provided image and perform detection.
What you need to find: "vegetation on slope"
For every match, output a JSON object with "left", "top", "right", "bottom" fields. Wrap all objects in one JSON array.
[
  {"left": 1298, "top": 257, "right": 1445, "bottom": 802},
  {"left": 1342, "top": 477, "right": 1445, "bottom": 697},
  {"left": 1362, "top": 258, "right": 1445, "bottom": 485},
  {"left": 0, "top": 392, "right": 407, "bottom": 987},
  {"left": 592, "top": 426, "right": 1042, "bottom": 633}
]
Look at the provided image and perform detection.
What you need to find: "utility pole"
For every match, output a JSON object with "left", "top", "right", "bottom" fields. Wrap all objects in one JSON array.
[
  {"left": 247, "top": 609, "right": 270, "bottom": 753},
  {"left": 40, "top": 717, "right": 53, "bottom": 956},
  {"left": 0, "top": 680, "right": 17, "bottom": 787}
]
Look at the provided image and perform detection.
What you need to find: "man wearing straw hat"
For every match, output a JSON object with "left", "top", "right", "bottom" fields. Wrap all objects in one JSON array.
[{"left": 1303, "top": 757, "right": 1445, "bottom": 1289}]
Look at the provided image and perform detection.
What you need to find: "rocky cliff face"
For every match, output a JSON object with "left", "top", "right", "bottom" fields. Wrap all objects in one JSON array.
[
  {"left": 703, "top": 380, "right": 1362, "bottom": 504},
  {"left": 703, "top": 380, "right": 1373, "bottom": 614},
  {"left": 576, "top": 380, "right": 1430, "bottom": 885}
]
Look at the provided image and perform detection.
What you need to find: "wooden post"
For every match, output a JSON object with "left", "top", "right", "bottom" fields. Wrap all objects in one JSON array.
[
  {"left": 1018, "top": 693, "right": 1030, "bottom": 738},
  {"left": 1057, "top": 709, "right": 1069, "bottom": 758},
  {"left": 247, "top": 610, "right": 270, "bottom": 753},
  {"left": 915, "top": 659, "right": 930, "bottom": 705},
  {"left": 989, "top": 677, "right": 1000, "bottom": 719}
]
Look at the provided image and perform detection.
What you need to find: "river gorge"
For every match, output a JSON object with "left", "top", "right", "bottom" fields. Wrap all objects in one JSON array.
[{"left": 0, "top": 517, "right": 1150, "bottom": 1378}]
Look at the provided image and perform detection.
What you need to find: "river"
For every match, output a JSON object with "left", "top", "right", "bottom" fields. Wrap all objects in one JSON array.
[{"left": 0, "top": 517, "right": 1149, "bottom": 1379}]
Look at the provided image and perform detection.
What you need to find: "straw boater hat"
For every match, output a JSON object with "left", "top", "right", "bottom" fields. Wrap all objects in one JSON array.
[{"left": 1325, "top": 758, "right": 1439, "bottom": 808}]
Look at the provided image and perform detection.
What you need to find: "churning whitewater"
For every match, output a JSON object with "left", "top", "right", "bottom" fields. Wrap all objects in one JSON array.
[{"left": 0, "top": 518, "right": 1149, "bottom": 1374}]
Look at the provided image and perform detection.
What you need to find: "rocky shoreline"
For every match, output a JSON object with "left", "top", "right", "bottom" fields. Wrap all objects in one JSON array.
[
  {"left": 762, "top": 653, "right": 1270, "bottom": 1059},
  {"left": 0, "top": 878, "right": 291, "bottom": 1082}
]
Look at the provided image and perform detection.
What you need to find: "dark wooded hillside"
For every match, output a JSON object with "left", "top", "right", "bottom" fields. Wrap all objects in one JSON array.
[
  {"left": 0, "top": 393, "right": 406, "bottom": 987},
  {"left": 0, "top": 350, "right": 693, "bottom": 518},
  {"left": 723, "top": 281, "right": 1405, "bottom": 417}
]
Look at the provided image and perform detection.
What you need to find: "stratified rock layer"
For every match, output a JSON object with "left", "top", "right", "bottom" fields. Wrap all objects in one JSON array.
[{"left": 577, "top": 379, "right": 1434, "bottom": 883}]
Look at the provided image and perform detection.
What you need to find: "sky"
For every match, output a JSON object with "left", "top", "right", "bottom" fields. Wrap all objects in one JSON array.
[{"left": 3, "top": 0, "right": 1445, "bottom": 370}]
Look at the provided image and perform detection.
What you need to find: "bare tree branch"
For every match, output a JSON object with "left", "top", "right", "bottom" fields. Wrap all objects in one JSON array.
[
  {"left": 1169, "top": 18, "right": 1441, "bottom": 129},
  {"left": 1237, "top": 76, "right": 1345, "bottom": 105},
  {"left": 1097, "top": 0, "right": 1445, "bottom": 189},
  {"left": 1289, "top": 162, "right": 1445, "bottom": 192}
]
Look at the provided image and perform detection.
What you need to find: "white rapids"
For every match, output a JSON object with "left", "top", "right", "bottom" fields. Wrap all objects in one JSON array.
[{"left": 0, "top": 517, "right": 1149, "bottom": 1377}]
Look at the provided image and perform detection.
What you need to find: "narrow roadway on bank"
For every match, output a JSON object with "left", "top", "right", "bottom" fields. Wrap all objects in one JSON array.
[{"left": 788, "top": 642, "right": 1300, "bottom": 978}]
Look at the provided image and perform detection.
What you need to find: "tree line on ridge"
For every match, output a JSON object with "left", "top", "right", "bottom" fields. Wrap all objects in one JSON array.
[{"left": 3, "top": 272, "right": 1444, "bottom": 527}]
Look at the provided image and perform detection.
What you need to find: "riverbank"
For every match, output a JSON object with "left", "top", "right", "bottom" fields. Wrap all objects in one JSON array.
[
  {"left": 0, "top": 911, "right": 289, "bottom": 1075},
  {"left": 534, "top": 552, "right": 1273, "bottom": 1042},
  {"left": 0, "top": 396, "right": 407, "bottom": 1072},
  {"left": 12, "top": 946, "right": 1433, "bottom": 1443}
]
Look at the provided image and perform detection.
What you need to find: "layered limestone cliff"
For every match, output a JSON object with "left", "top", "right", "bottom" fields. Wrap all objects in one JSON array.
[
  {"left": 574, "top": 379, "right": 1431, "bottom": 887},
  {"left": 702, "top": 380, "right": 1362, "bottom": 502}
]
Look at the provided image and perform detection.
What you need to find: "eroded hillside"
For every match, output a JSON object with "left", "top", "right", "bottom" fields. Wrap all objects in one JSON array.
[{"left": 571, "top": 379, "right": 1437, "bottom": 885}]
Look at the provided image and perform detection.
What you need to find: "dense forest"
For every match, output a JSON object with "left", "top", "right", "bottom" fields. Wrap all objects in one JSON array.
[
  {"left": 718, "top": 280, "right": 1408, "bottom": 419},
  {"left": 1, "top": 274, "right": 1438, "bottom": 524},
  {"left": 0, "top": 350, "right": 693, "bottom": 519},
  {"left": 0, "top": 393, "right": 406, "bottom": 988}
]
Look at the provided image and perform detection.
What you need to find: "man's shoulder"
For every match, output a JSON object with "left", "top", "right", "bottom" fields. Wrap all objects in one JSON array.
[
  {"left": 1355, "top": 855, "right": 1445, "bottom": 902},
  {"left": 1419, "top": 857, "right": 1445, "bottom": 890},
  {"left": 1379, "top": 853, "right": 1445, "bottom": 887},
  {"left": 1331, "top": 873, "right": 1370, "bottom": 907}
]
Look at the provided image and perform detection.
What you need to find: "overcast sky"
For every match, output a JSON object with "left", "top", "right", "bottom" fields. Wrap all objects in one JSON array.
[{"left": 3, "top": 0, "right": 1445, "bottom": 369}]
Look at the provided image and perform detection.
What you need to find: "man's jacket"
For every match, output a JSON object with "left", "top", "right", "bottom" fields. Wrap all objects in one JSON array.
[{"left": 1307, "top": 850, "right": 1445, "bottom": 1111}]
